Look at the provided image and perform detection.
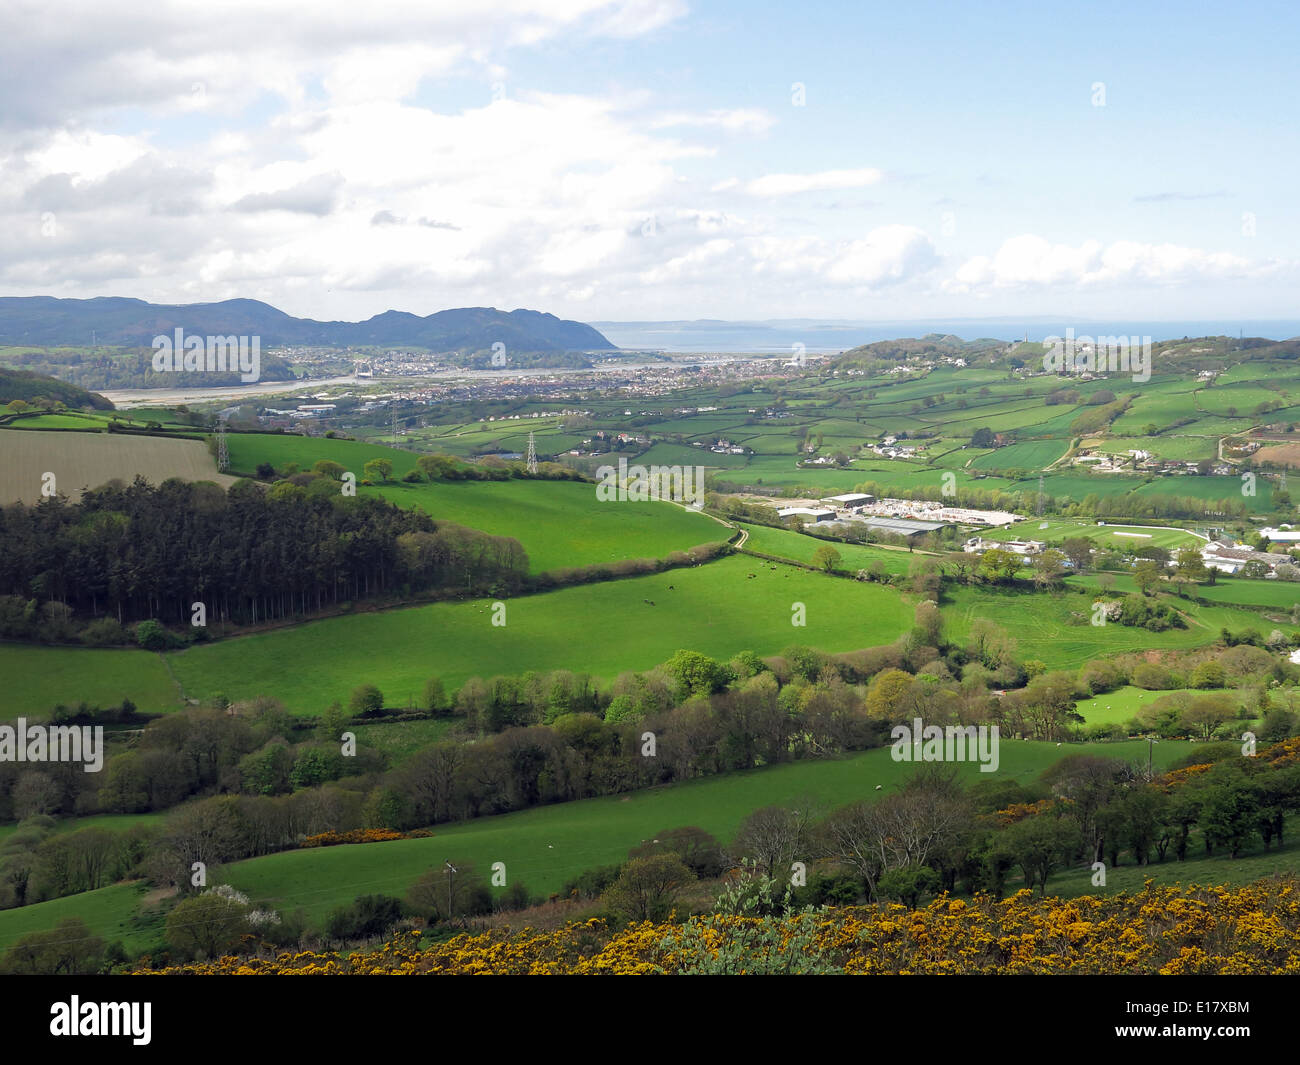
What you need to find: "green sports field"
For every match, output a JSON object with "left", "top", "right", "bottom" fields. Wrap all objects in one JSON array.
[{"left": 983, "top": 519, "right": 1203, "bottom": 552}]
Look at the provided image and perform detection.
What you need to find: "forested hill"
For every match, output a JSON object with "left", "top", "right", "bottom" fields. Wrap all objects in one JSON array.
[
  {"left": 0, "top": 297, "right": 617, "bottom": 353},
  {"left": 0, "top": 368, "right": 113, "bottom": 410}
]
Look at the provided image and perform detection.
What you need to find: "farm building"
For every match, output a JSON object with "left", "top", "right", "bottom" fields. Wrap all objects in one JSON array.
[
  {"left": 845, "top": 516, "right": 948, "bottom": 538},
  {"left": 964, "top": 537, "right": 1045, "bottom": 555},
  {"left": 823, "top": 492, "right": 874, "bottom": 508},
  {"left": 1260, "top": 526, "right": 1300, "bottom": 543},
  {"left": 1200, "top": 540, "right": 1290, "bottom": 575},
  {"left": 778, "top": 507, "right": 837, "bottom": 523}
]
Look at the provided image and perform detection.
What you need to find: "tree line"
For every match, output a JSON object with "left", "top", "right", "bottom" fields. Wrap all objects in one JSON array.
[{"left": 0, "top": 474, "right": 528, "bottom": 631}]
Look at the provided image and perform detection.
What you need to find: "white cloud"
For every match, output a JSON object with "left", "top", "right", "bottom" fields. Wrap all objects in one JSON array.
[
  {"left": 25, "top": 130, "right": 149, "bottom": 184},
  {"left": 825, "top": 225, "right": 940, "bottom": 285},
  {"left": 949, "top": 234, "right": 1262, "bottom": 292},
  {"left": 746, "top": 167, "right": 884, "bottom": 198},
  {"left": 652, "top": 109, "right": 776, "bottom": 135}
]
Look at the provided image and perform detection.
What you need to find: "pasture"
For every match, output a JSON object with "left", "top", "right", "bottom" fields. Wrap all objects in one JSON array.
[
  {"left": 216, "top": 738, "right": 1195, "bottom": 928},
  {"left": 738, "top": 523, "right": 917, "bottom": 575},
  {"left": 0, "top": 644, "right": 179, "bottom": 719},
  {"left": 163, "top": 554, "right": 916, "bottom": 713},
  {"left": 940, "top": 584, "right": 1298, "bottom": 671},
  {"left": 1073, "top": 686, "right": 1206, "bottom": 725},
  {"left": 228, "top": 433, "right": 722, "bottom": 573},
  {"left": 370, "top": 478, "right": 720, "bottom": 574}
]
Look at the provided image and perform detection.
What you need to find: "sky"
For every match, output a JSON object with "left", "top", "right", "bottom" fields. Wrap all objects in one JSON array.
[{"left": 1, "top": 0, "right": 1297, "bottom": 324}]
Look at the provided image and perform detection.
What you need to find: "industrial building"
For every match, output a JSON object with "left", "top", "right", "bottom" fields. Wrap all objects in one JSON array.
[
  {"left": 778, "top": 507, "right": 837, "bottom": 523},
  {"left": 845, "top": 516, "right": 948, "bottom": 538},
  {"left": 822, "top": 492, "right": 874, "bottom": 509}
]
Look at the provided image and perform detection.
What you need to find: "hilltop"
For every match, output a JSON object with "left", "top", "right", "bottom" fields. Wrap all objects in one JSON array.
[
  {"left": 0, "top": 297, "right": 617, "bottom": 354},
  {"left": 0, "top": 367, "right": 113, "bottom": 410}
]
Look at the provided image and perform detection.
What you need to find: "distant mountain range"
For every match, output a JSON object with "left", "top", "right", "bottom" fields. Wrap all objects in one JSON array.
[{"left": 0, "top": 297, "right": 616, "bottom": 352}]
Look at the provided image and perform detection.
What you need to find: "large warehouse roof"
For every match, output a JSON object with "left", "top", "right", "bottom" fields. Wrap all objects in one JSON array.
[{"left": 852, "top": 516, "right": 948, "bottom": 535}]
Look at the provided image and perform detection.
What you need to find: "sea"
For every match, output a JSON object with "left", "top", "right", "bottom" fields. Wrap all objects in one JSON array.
[{"left": 591, "top": 318, "right": 1300, "bottom": 354}]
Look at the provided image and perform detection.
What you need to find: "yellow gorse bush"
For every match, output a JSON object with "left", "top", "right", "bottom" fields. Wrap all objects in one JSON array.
[{"left": 138, "top": 876, "right": 1300, "bottom": 975}]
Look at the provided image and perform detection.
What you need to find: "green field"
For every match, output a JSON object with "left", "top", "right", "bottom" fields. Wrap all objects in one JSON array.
[
  {"left": 738, "top": 523, "right": 920, "bottom": 575},
  {"left": 369, "top": 478, "right": 721, "bottom": 573},
  {"left": 1193, "top": 580, "right": 1300, "bottom": 610},
  {"left": 942, "top": 584, "right": 1297, "bottom": 671},
  {"left": 1073, "top": 686, "right": 1206, "bottom": 725},
  {"left": 0, "top": 644, "right": 178, "bottom": 718},
  {"left": 224, "top": 433, "right": 423, "bottom": 480},
  {"left": 0, "top": 882, "right": 162, "bottom": 955},
  {"left": 970, "top": 439, "right": 1069, "bottom": 471},
  {"left": 5, "top": 551, "right": 1294, "bottom": 719},
  {"left": 228, "top": 434, "right": 723, "bottom": 574},
  {"left": 155, "top": 554, "right": 915, "bottom": 713},
  {"left": 0, "top": 738, "right": 1202, "bottom": 950},
  {"left": 194, "top": 739, "right": 1200, "bottom": 928}
]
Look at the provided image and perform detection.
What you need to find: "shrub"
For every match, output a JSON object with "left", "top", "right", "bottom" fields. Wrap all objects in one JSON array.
[
  {"left": 349, "top": 684, "right": 384, "bottom": 715},
  {"left": 81, "top": 617, "right": 126, "bottom": 646},
  {"left": 325, "top": 894, "right": 406, "bottom": 940},
  {"left": 134, "top": 619, "right": 173, "bottom": 651}
]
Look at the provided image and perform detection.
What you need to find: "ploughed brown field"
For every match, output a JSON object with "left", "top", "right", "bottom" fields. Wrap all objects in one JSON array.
[
  {"left": 1253, "top": 442, "right": 1300, "bottom": 469},
  {"left": 0, "top": 429, "right": 235, "bottom": 503}
]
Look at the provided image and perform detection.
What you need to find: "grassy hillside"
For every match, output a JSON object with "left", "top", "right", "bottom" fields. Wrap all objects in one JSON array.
[
  {"left": 4, "top": 552, "right": 1294, "bottom": 720},
  {"left": 739, "top": 522, "right": 917, "bottom": 574},
  {"left": 0, "top": 738, "right": 1197, "bottom": 948},
  {"left": 228, "top": 433, "right": 722, "bottom": 573},
  {"left": 164, "top": 554, "right": 915, "bottom": 713},
  {"left": 0, "top": 644, "right": 179, "bottom": 718},
  {"left": 941, "top": 583, "right": 1298, "bottom": 670},
  {"left": 0, "top": 367, "right": 112, "bottom": 410}
]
